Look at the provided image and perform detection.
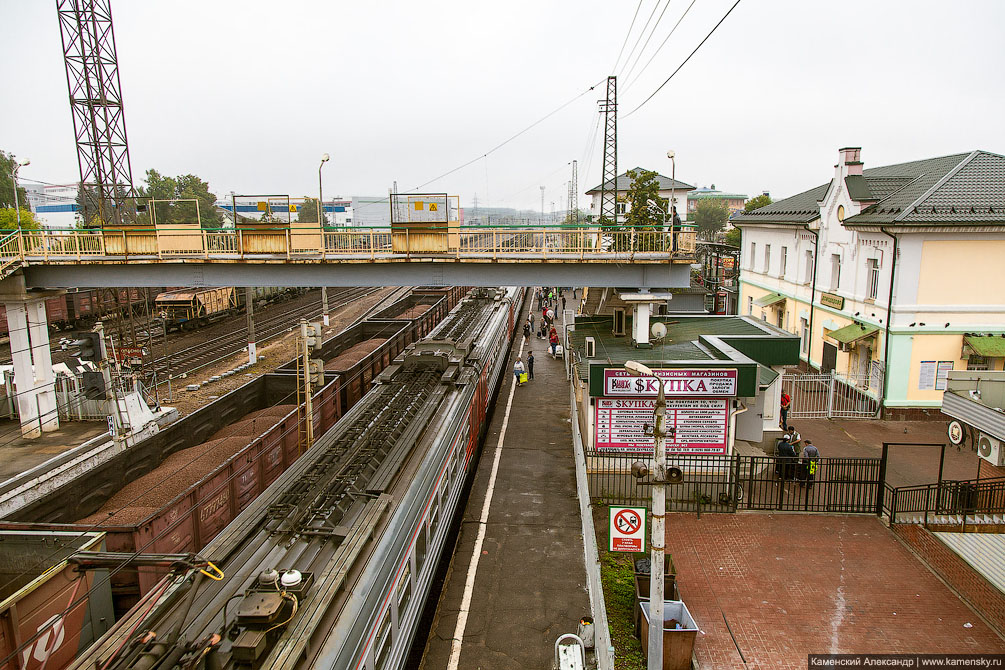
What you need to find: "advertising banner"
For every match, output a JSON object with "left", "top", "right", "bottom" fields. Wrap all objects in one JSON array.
[
  {"left": 602, "top": 368, "right": 737, "bottom": 398},
  {"left": 595, "top": 397, "right": 729, "bottom": 454}
]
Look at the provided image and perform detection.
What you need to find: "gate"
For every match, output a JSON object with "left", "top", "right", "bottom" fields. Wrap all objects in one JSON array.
[
  {"left": 585, "top": 452, "right": 882, "bottom": 514},
  {"left": 781, "top": 371, "right": 881, "bottom": 419}
]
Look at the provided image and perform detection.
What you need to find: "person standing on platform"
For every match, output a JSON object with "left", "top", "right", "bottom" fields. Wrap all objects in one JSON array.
[
  {"left": 549, "top": 327, "right": 560, "bottom": 358},
  {"left": 561, "top": 295, "right": 567, "bottom": 312},
  {"left": 527, "top": 351, "right": 535, "bottom": 380},
  {"left": 529, "top": 312, "right": 535, "bottom": 333},
  {"left": 514, "top": 357, "right": 525, "bottom": 386},
  {"left": 776, "top": 434, "right": 796, "bottom": 480},
  {"left": 800, "top": 440, "right": 820, "bottom": 488},
  {"left": 780, "top": 390, "right": 791, "bottom": 427},
  {"left": 523, "top": 321, "right": 531, "bottom": 340}
]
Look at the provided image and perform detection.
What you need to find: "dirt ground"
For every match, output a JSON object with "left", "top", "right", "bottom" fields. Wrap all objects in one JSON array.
[{"left": 160, "top": 288, "right": 398, "bottom": 417}]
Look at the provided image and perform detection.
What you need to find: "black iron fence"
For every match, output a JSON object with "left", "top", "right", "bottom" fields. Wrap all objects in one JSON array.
[
  {"left": 585, "top": 452, "right": 883, "bottom": 514},
  {"left": 885, "top": 476, "right": 1005, "bottom": 528}
]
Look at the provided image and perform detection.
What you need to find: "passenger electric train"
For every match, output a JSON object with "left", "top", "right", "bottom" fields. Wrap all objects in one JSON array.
[{"left": 67, "top": 286, "right": 524, "bottom": 670}]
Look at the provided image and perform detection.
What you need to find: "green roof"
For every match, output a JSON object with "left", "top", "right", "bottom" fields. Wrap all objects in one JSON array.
[
  {"left": 753, "top": 292, "right": 786, "bottom": 307},
  {"left": 827, "top": 322, "right": 879, "bottom": 344},
  {"left": 733, "top": 150, "right": 1005, "bottom": 229},
  {"left": 758, "top": 365, "right": 779, "bottom": 387},
  {"left": 964, "top": 334, "right": 1005, "bottom": 358}
]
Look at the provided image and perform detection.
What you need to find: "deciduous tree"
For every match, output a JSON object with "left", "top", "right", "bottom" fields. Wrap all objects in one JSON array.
[
  {"left": 0, "top": 151, "right": 28, "bottom": 211},
  {"left": 693, "top": 199, "right": 730, "bottom": 238},
  {"left": 744, "top": 193, "right": 772, "bottom": 212}
]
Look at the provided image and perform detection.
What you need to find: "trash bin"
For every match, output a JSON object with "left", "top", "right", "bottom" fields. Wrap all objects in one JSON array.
[
  {"left": 639, "top": 600, "right": 699, "bottom": 670},
  {"left": 633, "top": 572, "right": 678, "bottom": 638}
]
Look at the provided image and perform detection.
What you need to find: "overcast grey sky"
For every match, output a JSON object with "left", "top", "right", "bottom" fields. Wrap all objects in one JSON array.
[{"left": 3, "top": 0, "right": 1004, "bottom": 213}]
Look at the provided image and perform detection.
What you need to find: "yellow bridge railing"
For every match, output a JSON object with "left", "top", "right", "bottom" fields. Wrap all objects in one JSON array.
[{"left": 0, "top": 226, "right": 697, "bottom": 271}]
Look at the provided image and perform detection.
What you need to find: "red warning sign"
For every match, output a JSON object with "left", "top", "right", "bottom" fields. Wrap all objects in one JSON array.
[{"left": 609, "top": 506, "right": 646, "bottom": 553}]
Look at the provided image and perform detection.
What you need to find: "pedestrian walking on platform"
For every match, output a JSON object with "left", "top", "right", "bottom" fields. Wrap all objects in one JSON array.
[
  {"left": 561, "top": 295, "right": 567, "bottom": 312},
  {"left": 523, "top": 321, "right": 531, "bottom": 340},
  {"left": 549, "top": 327, "right": 560, "bottom": 358},
  {"left": 780, "top": 391, "right": 791, "bottom": 427},
  {"left": 514, "top": 358, "right": 525, "bottom": 386},
  {"left": 527, "top": 351, "right": 535, "bottom": 380},
  {"left": 800, "top": 440, "right": 820, "bottom": 488},
  {"left": 529, "top": 312, "right": 535, "bottom": 332}
]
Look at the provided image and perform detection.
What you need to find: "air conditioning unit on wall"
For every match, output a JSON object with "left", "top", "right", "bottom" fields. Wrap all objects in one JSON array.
[{"left": 978, "top": 433, "right": 1005, "bottom": 466}]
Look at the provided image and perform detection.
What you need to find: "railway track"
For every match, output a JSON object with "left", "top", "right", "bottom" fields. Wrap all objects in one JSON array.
[{"left": 143, "top": 287, "right": 383, "bottom": 382}]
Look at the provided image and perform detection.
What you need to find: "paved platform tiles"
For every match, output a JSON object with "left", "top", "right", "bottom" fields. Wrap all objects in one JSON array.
[
  {"left": 420, "top": 300, "right": 590, "bottom": 669},
  {"left": 795, "top": 418, "right": 977, "bottom": 486},
  {"left": 666, "top": 513, "right": 1005, "bottom": 669},
  {"left": 0, "top": 420, "right": 109, "bottom": 480}
]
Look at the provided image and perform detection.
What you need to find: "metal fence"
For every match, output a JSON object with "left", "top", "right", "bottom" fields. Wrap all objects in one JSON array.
[
  {"left": 585, "top": 452, "right": 883, "bottom": 514},
  {"left": 885, "top": 476, "right": 1005, "bottom": 528},
  {"left": 781, "top": 371, "right": 881, "bottom": 419}
]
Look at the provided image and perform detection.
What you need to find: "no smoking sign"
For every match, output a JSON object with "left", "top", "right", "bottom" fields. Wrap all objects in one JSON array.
[{"left": 609, "top": 506, "right": 647, "bottom": 553}]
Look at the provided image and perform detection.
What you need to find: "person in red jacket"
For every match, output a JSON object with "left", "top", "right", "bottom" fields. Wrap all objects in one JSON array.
[
  {"left": 549, "top": 327, "right": 559, "bottom": 358},
  {"left": 780, "top": 391, "right": 791, "bottom": 427}
]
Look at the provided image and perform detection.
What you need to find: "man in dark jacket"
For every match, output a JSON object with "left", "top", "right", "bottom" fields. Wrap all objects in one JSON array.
[{"left": 776, "top": 434, "right": 797, "bottom": 481}]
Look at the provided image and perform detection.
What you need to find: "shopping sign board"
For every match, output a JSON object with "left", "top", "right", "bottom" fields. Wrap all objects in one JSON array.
[
  {"left": 603, "top": 368, "right": 737, "bottom": 398},
  {"left": 595, "top": 397, "right": 729, "bottom": 454},
  {"left": 609, "top": 506, "right": 647, "bottom": 553}
]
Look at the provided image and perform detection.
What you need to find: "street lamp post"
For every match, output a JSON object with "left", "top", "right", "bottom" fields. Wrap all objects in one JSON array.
[
  {"left": 625, "top": 360, "right": 667, "bottom": 670},
  {"left": 11, "top": 157, "right": 30, "bottom": 229},
  {"left": 667, "top": 150, "right": 677, "bottom": 252},
  {"left": 319, "top": 153, "right": 330, "bottom": 327}
]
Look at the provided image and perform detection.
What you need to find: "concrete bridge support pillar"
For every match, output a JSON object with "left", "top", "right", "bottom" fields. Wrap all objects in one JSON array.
[{"left": 5, "top": 299, "right": 59, "bottom": 437}]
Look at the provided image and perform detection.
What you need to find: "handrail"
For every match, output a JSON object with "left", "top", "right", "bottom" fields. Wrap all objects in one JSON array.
[{"left": 5, "top": 226, "right": 699, "bottom": 264}]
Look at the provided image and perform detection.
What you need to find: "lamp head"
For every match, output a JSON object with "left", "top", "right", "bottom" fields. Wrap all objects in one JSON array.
[
  {"left": 16, "top": 157, "right": 30, "bottom": 168},
  {"left": 623, "top": 360, "right": 654, "bottom": 377},
  {"left": 666, "top": 150, "right": 675, "bottom": 160},
  {"left": 321, "top": 153, "right": 330, "bottom": 163}
]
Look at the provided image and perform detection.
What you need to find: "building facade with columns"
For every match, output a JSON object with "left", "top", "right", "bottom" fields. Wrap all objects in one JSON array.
[{"left": 733, "top": 147, "right": 1005, "bottom": 417}]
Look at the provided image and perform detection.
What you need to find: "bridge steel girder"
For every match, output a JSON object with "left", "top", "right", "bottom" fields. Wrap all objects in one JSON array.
[{"left": 23, "top": 262, "right": 690, "bottom": 290}]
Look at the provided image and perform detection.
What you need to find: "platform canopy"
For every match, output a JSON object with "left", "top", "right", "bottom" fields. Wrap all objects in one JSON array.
[
  {"left": 964, "top": 334, "right": 1005, "bottom": 358},
  {"left": 752, "top": 292, "right": 785, "bottom": 307},
  {"left": 827, "top": 322, "right": 879, "bottom": 345}
]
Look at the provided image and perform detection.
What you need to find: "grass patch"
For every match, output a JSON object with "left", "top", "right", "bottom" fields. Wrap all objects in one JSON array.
[{"left": 599, "top": 550, "right": 645, "bottom": 670}]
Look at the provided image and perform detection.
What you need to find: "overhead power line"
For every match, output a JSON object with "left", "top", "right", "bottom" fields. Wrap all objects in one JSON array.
[
  {"left": 617, "top": 0, "right": 664, "bottom": 77},
  {"left": 621, "top": 0, "right": 676, "bottom": 84},
  {"left": 409, "top": 79, "right": 606, "bottom": 193},
  {"left": 624, "top": 0, "right": 744, "bottom": 117},
  {"left": 611, "top": 0, "right": 646, "bottom": 74},
  {"left": 623, "top": 0, "right": 699, "bottom": 92}
]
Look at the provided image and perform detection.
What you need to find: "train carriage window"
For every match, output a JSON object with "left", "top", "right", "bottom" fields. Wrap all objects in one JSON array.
[
  {"left": 397, "top": 563, "right": 412, "bottom": 620},
  {"left": 374, "top": 607, "right": 393, "bottom": 670},
  {"left": 429, "top": 501, "right": 440, "bottom": 538},
  {"left": 415, "top": 524, "right": 428, "bottom": 570}
]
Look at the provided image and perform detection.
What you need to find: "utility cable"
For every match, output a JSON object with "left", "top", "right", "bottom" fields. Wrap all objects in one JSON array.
[
  {"left": 623, "top": 0, "right": 698, "bottom": 91},
  {"left": 624, "top": 0, "right": 744, "bottom": 117},
  {"left": 611, "top": 0, "right": 646, "bottom": 74},
  {"left": 407, "top": 79, "right": 606, "bottom": 193},
  {"left": 617, "top": 0, "right": 664, "bottom": 77},
  {"left": 621, "top": 0, "right": 675, "bottom": 84}
]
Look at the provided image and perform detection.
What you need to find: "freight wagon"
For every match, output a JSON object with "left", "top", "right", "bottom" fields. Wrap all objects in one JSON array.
[
  {"left": 0, "top": 530, "right": 112, "bottom": 670},
  {"left": 0, "top": 288, "right": 159, "bottom": 337},
  {"left": 0, "top": 287, "right": 465, "bottom": 625},
  {"left": 154, "top": 287, "right": 300, "bottom": 331}
]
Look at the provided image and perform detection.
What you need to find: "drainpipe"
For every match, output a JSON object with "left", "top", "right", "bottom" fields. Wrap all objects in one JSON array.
[
  {"left": 802, "top": 224, "right": 819, "bottom": 371},
  {"left": 880, "top": 227, "right": 899, "bottom": 419}
]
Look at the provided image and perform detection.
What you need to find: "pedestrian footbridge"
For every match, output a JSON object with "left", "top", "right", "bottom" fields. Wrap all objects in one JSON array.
[{"left": 0, "top": 226, "right": 695, "bottom": 288}]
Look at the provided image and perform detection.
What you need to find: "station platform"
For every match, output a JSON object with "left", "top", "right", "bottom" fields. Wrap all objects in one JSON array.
[
  {"left": 421, "top": 295, "right": 592, "bottom": 669},
  {"left": 0, "top": 419, "right": 108, "bottom": 481}
]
